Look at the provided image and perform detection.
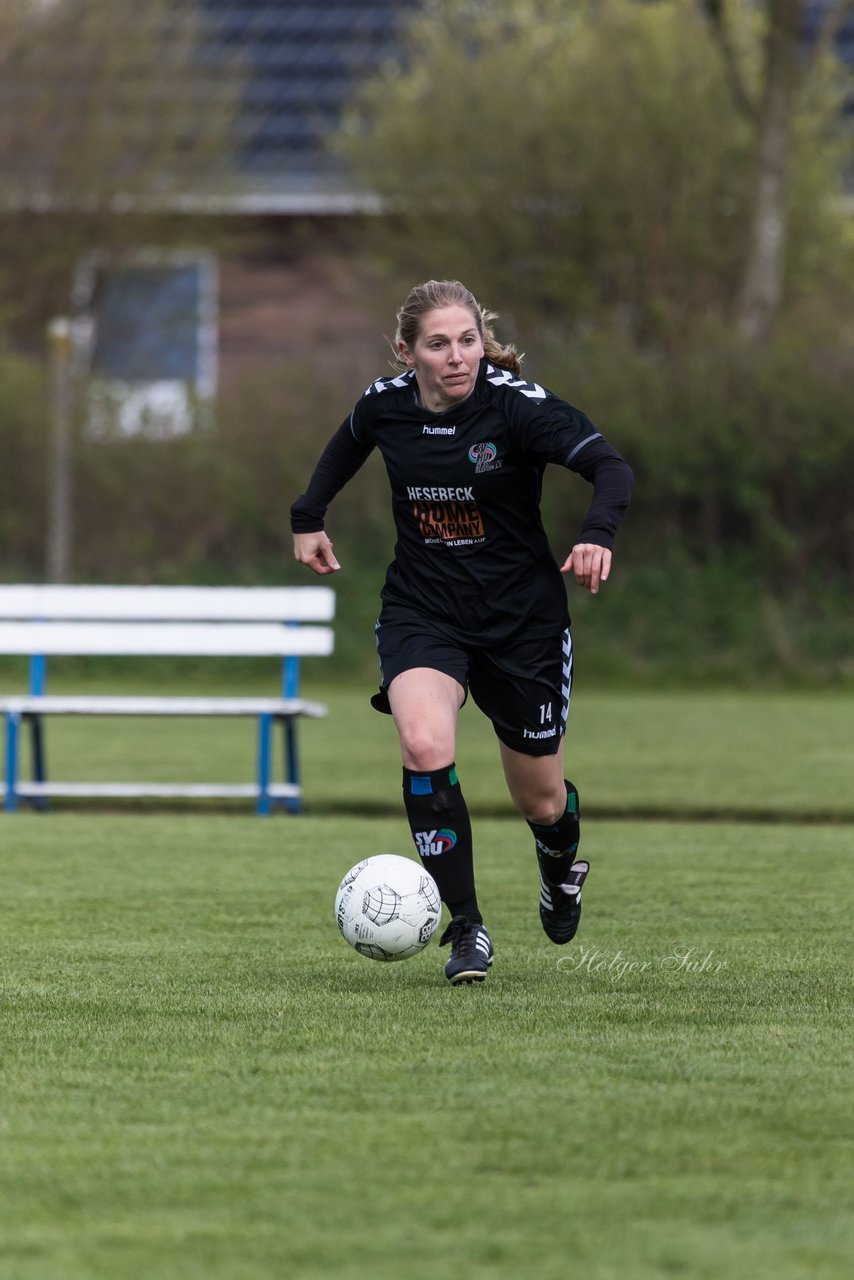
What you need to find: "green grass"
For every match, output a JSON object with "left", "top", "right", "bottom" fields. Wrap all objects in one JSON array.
[
  {"left": 1, "top": 815, "right": 852, "bottom": 1279},
  {"left": 1, "top": 677, "right": 852, "bottom": 1276},
  {"left": 306, "top": 684, "right": 854, "bottom": 820},
  {"left": 5, "top": 675, "right": 852, "bottom": 819}
]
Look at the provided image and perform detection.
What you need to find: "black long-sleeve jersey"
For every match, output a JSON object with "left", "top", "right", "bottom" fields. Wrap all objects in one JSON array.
[{"left": 291, "top": 358, "right": 634, "bottom": 644}]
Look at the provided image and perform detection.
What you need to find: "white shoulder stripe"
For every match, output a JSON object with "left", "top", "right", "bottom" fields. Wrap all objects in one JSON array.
[
  {"left": 485, "top": 363, "right": 547, "bottom": 401},
  {"left": 363, "top": 370, "right": 415, "bottom": 397}
]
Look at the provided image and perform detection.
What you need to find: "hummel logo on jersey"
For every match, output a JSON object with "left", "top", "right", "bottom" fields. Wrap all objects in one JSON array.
[
  {"left": 423, "top": 424, "right": 456, "bottom": 436},
  {"left": 524, "top": 724, "right": 558, "bottom": 740}
]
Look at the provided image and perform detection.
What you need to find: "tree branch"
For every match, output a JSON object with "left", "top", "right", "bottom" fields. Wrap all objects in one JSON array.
[{"left": 699, "top": 0, "right": 760, "bottom": 123}]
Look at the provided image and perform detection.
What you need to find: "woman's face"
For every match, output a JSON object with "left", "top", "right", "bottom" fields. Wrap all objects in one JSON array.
[{"left": 398, "top": 305, "right": 485, "bottom": 413}]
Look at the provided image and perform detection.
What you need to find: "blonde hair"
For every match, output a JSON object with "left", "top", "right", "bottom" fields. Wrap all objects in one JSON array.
[{"left": 392, "top": 280, "right": 523, "bottom": 377}]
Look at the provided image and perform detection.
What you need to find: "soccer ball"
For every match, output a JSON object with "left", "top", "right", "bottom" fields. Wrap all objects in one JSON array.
[{"left": 335, "top": 855, "right": 442, "bottom": 962}]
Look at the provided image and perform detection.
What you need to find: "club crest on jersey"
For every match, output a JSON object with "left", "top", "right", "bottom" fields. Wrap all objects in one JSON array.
[{"left": 468, "top": 441, "right": 503, "bottom": 474}]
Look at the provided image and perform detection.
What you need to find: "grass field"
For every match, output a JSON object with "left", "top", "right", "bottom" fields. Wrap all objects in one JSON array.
[
  {"left": 1, "top": 681, "right": 852, "bottom": 1278},
  {"left": 4, "top": 673, "right": 852, "bottom": 820}
]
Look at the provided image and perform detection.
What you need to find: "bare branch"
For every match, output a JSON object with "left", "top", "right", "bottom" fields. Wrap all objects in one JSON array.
[{"left": 699, "top": 0, "right": 760, "bottom": 123}]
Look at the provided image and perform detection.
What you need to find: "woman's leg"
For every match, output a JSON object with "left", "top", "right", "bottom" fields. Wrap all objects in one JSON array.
[
  {"left": 498, "top": 740, "right": 567, "bottom": 825},
  {"left": 388, "top": 668, "right": 483, "bottom": 925},
  {"left": 387, "top": 667, "right": 464, "bottom": 771},
  {"left": 499, "top": 740, "right": 587, "bottom": 944}
]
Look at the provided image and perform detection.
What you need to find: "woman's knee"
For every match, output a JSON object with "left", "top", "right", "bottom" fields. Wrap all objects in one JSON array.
[
  {"left": 397, "top": 722, "right": 455, "bottom": 772},
  {"left": 508, "top": 767, "right": 566, "bottom": 825},
  {"left": 516, "top": 789, "right": 565, "bottom": 826},
  {"left": 389, "top": 669, "right": 462, "bottom": 771}
]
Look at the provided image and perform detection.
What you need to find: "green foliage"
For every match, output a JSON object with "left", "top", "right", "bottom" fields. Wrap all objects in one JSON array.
[
  {"left": 0, "top": 1, "right": 243, "bottom": 339},
  {"left": 533, "top": 320, "right": 854, "bottom": 589},
  {"left": 0, "top": 350, "right": 47, "bottom": 574},
  {"left": 2, "top": 0, "right": 853, "bottom": 687},
  {"left": 1, "top": 327, "right": 851, "bottom": 684},
  {"left": 325, "top": 0, "right": 854, "bottom": 683},
  {"left": 337, "top": 0, "right": 854, "bottom": 342},
  {"left": 60, "top": 359, "right": 392, "bottom": 585}
]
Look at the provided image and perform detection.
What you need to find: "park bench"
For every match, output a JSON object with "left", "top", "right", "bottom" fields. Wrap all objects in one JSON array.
[{"left": 0, "top": 584, "right": 334, "bottom": 815}]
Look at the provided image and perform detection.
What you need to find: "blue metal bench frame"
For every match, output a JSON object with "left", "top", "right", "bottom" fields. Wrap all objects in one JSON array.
[{"left": 0, "top": 587, "right": 333, "bottom": 816}]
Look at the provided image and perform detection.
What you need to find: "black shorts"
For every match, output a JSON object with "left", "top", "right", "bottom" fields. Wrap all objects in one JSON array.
[{"left": 371, "top": 609, "right": 573, "bottom": 757}]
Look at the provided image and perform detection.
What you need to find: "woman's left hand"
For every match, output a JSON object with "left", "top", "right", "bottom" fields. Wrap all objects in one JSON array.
[{"left": 561, "top": 543, "right": 612, "bottom": 594}]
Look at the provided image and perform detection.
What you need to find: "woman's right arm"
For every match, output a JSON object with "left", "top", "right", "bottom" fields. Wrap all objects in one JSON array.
[
  {"left": 293, "top": 529, "right": 340, "bottom": 575},
  {"left": 290, "top": 417, "right": 374, "bottom": 575}
]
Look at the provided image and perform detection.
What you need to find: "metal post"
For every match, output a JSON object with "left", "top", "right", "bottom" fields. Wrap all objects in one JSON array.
[
  {"left": 5, "top": 712, "right": 20, "bottom": 814},
  {"left": 283, "top": 632, "right": 300, "bottom": 813},
  {"left": 28, "top": 653, "right": 48, "bottom": 810},
  {"left": 46, "top": 317, "right": 73, "bottom": 583},
  {"left": 256, "top": 713, "right": 273, "bottom": 817}
]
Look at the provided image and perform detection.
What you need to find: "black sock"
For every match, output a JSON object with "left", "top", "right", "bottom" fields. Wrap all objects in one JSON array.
[
  {"left": 528, "top": 780, "right": 581, "bottom": 886},
  {"left": 402, "top": 763, "right": 480, "bottom": 924}
]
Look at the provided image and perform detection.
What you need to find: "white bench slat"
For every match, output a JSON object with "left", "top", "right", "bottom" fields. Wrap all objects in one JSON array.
[
  {"left": 3, "top": 782, "right": 301, "bottom": 800},
  {"left": 0, "top": 584, "right": 335, "bottom": 623},
  {"left": 0, "top": 583, "right": 334, "bottom": 814},
  {"left": 0, "top": 696, "right": 327, "bottom": 717},
  {"left": 0, "top": 622, "right": 333, "bottom": 657}
]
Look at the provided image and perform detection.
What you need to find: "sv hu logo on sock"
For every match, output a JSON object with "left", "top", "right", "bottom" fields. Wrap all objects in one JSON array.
[{"left": 414, "top": 829, "right": 457, "bottom": 857}]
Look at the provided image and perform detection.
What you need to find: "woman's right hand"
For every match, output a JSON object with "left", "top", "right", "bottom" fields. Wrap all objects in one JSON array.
[{"left": 293, "top": 531, "right": 341, "bottom": 575}]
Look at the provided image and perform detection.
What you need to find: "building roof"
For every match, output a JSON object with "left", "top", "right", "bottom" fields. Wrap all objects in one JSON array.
[
  {"left": 4, "top": 1, "right": 852, "bottom": 217},
  {"left": 198, "top": 0, "right": 854, "bottom": 212},
  {"left": 195, "top": 0, "right": 423, "bottom": 213}
]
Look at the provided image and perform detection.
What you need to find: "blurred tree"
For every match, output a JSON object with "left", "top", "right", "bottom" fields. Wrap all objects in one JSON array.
[
  {"left": 701, "top": 0, "right": 854, "bottom": 341},
  {"left": 337, "top": 0, "right": 854, "bottom": 348},
  {"left": 0, "top": 0, "right": 242, "bottom": 336}
]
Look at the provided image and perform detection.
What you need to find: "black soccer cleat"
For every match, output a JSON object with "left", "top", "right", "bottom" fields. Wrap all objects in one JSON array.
[
  {"left": 538, "top": 859, "right": 590, "bottom": 944},
  {"left": 439, "top": 916, "right": 494, "bottom": 985}
]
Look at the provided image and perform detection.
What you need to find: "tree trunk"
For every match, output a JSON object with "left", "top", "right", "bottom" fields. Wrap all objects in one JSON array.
[{"left": 736, "top": 0, "right": 803, "bottom": 342}]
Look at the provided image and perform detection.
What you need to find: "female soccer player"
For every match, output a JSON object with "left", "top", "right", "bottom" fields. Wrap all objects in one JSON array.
[{"left": 291, "top": 280, "right": 633, "bottom": 985}]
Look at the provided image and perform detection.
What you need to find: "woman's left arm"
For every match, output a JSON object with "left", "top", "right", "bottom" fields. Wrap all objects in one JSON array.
[{"left": 562, "top": 443, "right": 634, "bottom": 593}]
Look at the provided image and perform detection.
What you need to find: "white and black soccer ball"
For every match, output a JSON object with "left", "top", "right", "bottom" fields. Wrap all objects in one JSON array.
[{"left": 335, "top": 855, "right": 442, "bottom": 962}]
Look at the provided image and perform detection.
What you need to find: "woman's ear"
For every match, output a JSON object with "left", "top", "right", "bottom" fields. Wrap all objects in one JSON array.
[{"left": 398, "top": 341, "right": 415, "bottom": 367}]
